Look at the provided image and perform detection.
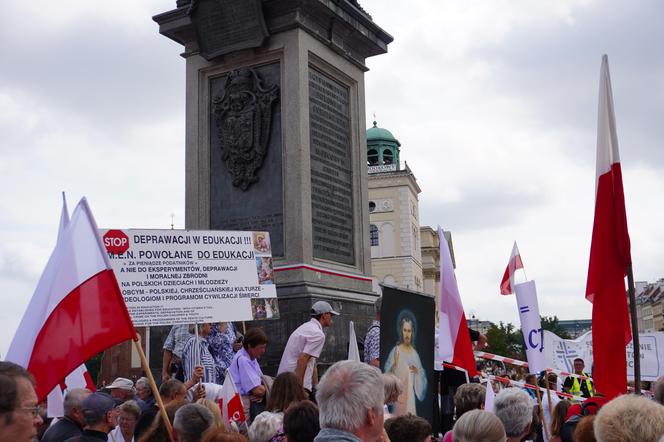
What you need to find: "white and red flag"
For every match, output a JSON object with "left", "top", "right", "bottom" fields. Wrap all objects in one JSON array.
[
  {"left": 585, "top": 55, "right": 632, "bottom": 399},
  {"left": 6, "top": 197, "right": 136, "bottom": 401},
  {"left": 436, "top": 228, "right": 477, "bottom": 376},
  {"left": 219, "top": 370, "right": 246, "bottom": 428},
  {"left": 46, "top": 364, "right": 97, "bottom": 417},
  {"left": 500, "top": 241, "right": 524, "bottom": 295}
]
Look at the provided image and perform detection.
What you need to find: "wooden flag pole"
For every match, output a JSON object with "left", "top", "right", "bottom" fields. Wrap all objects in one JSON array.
[
  {"left": 133, "top": 338, "right": 174, "bottom": 442},
  {"left": 544, "top": 374, "right": 553, "bottom": 419},
  {"left": 627, "top": 263, "right": 641, "bottom": 394},
  {"left": 535, "top": 385, "right": 550, "bottom": 441}
]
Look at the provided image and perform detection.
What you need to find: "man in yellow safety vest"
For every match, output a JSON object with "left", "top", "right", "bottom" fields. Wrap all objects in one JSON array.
[{"left": 563, "top": 358, "right": 594, "bottom": 398}]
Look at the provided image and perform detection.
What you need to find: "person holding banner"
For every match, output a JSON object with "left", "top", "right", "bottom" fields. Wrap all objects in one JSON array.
[
  {"left": 162, "top": 324, "right": 193, "bottom": 383},
  {"left": 209, "top": 322, "right": 242, "bottom": 384},
  {"left": 182, "top": 323, "right": 219, "bottom": 384}
]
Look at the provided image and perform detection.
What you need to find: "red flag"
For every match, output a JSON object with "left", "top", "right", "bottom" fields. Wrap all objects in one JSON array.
[
  {"left": 220, "top": 370, "right": 246, "bottom": 428},
  {"left": 585, "top": 55, "right": 632, "bottom": 399},
  {"left": 437, "top": 228, "right": 477, "bottom": 376},
  {"left": 6, "top": 197, "right": 136, "bottom": 401},
  {"left": 500, "top": 241, "right": 524, "bottom": 295}
]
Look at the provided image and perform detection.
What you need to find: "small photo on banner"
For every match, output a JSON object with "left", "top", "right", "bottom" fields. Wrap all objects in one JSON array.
[{"left": 380, "top": 285, "right": 434, "bottom": 422}]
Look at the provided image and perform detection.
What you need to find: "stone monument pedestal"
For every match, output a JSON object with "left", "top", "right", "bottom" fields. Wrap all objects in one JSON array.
[{"left": 154, "top": 0, "right": 392, "bottom": 372}]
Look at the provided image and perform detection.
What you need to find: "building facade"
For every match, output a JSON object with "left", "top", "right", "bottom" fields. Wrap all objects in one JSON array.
[
  {"left": 367, "top": 122, "right": 425, "bottom": 292},
  {"left": 635, "top": 279, "right": 664, "bottom": 333}
]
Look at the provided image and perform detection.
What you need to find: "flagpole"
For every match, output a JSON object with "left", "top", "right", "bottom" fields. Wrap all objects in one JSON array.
[
  {"left": 544, "top": 374, "right": 553, "bottom": 419},
  {"left": 627, "top": 263, "right": 641, "bottom": 394},
  {"left": 195, "top": 323, "right": 201, "bottom": 368},
  {"left": 132, "top": 338, "right": 174, "bottom": 442},
  {"left": 535, "top": 385, "right": 550, "bottom": 441}
]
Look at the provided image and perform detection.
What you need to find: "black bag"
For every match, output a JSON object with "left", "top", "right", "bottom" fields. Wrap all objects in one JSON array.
[{"left": 250, "top": 398, "right": 266, "bottom": 420}]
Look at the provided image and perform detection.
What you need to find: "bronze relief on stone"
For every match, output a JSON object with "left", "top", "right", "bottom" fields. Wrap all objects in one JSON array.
[{"left": 212, "top": 68, "right": 279, "bottom": 190}]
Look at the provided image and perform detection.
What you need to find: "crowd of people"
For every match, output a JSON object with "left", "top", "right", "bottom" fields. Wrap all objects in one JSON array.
[{"left": 3, "top": 298, "right": 664, "bottom": 442}]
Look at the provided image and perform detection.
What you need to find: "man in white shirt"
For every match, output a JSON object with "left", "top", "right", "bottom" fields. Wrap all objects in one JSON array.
[{"left": 277, "top": 300, "right": 339, "bottom": 399}]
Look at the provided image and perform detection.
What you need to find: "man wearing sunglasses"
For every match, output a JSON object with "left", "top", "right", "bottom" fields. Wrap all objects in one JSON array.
[{"left": 0, "top": 361, "right": 43, "bottom": 442}]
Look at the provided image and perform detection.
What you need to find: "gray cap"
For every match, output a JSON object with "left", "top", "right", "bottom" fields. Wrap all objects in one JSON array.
[
  {"left": 82, "top": 392, "right": 116, "bottom": 424},
  {"left": 311, "top": 300, "right": 340, "bottom": 316}
]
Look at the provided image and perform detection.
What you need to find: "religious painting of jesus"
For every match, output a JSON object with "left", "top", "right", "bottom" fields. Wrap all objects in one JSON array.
[{"left": 380, "top": 285, "right": 434, "bottom": 421}]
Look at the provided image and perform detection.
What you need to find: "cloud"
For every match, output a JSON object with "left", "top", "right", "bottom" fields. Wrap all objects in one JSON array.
[
  {"left": 1, "top": 0, "right": 663, "bottom": 356},
  {"left": 0, "top": 2, "right": 184, "bottom": 139}
]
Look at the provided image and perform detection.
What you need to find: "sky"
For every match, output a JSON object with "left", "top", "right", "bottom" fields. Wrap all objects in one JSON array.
[{"left": 1, "top": 0, "right": 663, "bottom": 356}]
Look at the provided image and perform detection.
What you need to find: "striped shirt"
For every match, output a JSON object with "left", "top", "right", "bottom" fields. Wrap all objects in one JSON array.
[{"left": 182, "top": 335, "right": 219, "bottom": 384}]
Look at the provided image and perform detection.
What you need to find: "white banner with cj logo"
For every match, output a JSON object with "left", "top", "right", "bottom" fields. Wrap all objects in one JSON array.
[
  {"left": 515, "top": 280, "right": 547, "bottom": 373},
  {"left": 544, "top": 330, "right": 664, "bottom": 381}
]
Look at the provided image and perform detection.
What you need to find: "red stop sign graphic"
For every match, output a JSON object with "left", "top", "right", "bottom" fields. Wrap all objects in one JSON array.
[{"left": 103, "top": 230, "right": 130, "bottom": 255}]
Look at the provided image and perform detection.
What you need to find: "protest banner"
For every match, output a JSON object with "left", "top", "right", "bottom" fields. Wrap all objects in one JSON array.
[
  {"left": 514, "top": 281, "right": 546, "bottom": 373},
  {"left": 544, "top": 330, "right": 664, "bottom": 381},
  {"left": 100, "top": 229, "right": 278, "bottom": 326}
]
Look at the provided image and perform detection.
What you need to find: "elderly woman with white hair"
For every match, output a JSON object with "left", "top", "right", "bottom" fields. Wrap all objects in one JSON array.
[
  {"left": 248, "top": 411, "right": 283, "bottom": 442},
  {"left": 453, "top": 409, "right": 506, "bottom": 442},
  {"left": 493, "top": 387, "right": 534, "bottom": 442},
  {"left": 593, "top": 394, "right": 664, "bottom": 442}
]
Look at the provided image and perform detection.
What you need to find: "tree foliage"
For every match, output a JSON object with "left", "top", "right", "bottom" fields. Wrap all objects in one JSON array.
[
  {"left": 486, "top": 321, "right": 524, "bottom": 360},
  {"left": 541, "top": 315, "right": 571, "bottom": 339}
]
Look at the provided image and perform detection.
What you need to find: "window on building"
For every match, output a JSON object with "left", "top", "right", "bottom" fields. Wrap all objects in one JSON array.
[
  {"left": 368, "top": 149, "right": 378, "bottom": 166},
  {"left": 370, "top": 224, "right": 379, "bottom": 246},
  {"left": 383, "top": 149, "right": 393, "bottom": 164}
]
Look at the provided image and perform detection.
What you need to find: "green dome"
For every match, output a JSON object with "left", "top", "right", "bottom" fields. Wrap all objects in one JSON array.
[
  {"left": 366, "top": 121, "right": 400, "bottom": 145},
  {"left": 366, "top": 121, "right": 401, "bottom": 168}
]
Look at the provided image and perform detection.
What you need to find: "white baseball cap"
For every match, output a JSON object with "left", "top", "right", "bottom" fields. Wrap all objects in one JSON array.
[{"left": 311, "top": 300, "right": 340, "bottom": 316}]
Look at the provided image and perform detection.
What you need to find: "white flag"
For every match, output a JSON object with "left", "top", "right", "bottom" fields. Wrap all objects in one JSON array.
[
  {"left": 348, "top": 321, "right": 361, "bottom": 362},
  {"left": 484, "top": 378, "right": 495, "bottom": 413},
  {"left": 515, "top": 281, "right": 546, "bottom": 373}
]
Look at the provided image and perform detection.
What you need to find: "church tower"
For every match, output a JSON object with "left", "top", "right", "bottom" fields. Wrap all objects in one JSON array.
[{"left": 367, "top": 121, "right": 424, "bottom": 292}]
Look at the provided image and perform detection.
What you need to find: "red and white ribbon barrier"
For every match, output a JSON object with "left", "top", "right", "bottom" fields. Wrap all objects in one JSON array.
[
  {"left": 442, "top": 359, "right": 582, "bottom": 402},
  {"left": 475, "top": 350, "right": 528, "bottom": 368},
  {"left": 485, "top": 375, "right": 578, "bottom": 401},
  {"left": 474, "top": 351, "right": 594, "bottom": 382}
]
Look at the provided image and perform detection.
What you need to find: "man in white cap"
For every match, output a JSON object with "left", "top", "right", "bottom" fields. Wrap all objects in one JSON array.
[
  {"left": 278, "top": 300, "right": 339, "bottom": 400},
  {"left": 105, "top": 377, "right": 137, "bottom": 404}
]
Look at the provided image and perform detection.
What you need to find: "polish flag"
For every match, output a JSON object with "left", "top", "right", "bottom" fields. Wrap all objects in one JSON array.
[
  {"left": 219, "top": 370, "right": 246, "bottom": 428},
  {"left": 47, "top": 364, "right": 97, "bottom": 417},
  {"left": 6, "top": 197, "right": 136, "bottom": 401},
  {"left": 436, "top": 228, "right": 477, "bottom": 376},
  {"left": 585, "top": 55, "right": 632, "bottom": 399},
  {"left": 500, "top": 241, "right": 524, "bottom": 295}
]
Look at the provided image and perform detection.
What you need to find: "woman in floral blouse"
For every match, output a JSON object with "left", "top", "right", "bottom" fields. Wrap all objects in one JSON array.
[{"left": 208, "top": 322, "right": 243, "bottom": 383}]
